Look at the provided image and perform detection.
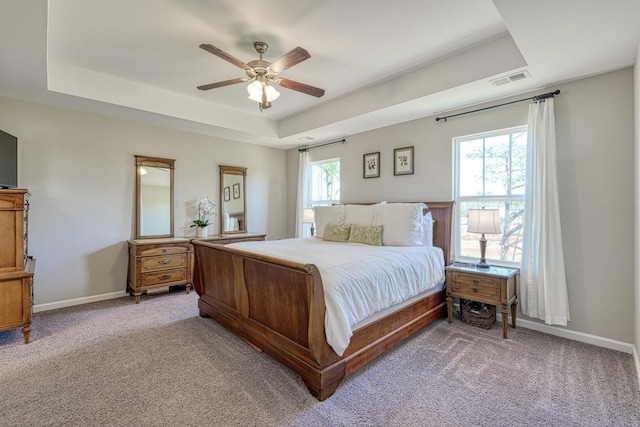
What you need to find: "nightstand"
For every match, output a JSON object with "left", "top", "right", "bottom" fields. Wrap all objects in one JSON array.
[{"left": 445, "top": 264, "right": 519, "bottom": 338}]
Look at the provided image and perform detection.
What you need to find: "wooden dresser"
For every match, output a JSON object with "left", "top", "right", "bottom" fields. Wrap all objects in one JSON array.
[
  {"left": 0, "top": 189, "right": 34, "bottom": 344},
  {"left": 127, "top": 233, "right": 266, "bottom": 304},
  {"left": 127, "top": 238, "right": 193, "bottom": 304}
]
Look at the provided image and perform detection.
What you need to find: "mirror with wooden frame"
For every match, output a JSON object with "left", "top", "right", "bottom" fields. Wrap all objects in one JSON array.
[
  {"left": 135, "top": 155, "right": 175, "bottom": 239},
  {"left": 219, "top": 165, "right": 247, "bottom": 234}
]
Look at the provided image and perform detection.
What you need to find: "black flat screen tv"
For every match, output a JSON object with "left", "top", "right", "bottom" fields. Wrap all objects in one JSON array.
[{"left": 0, "top": 129, "right": 18, "bottom": 188}]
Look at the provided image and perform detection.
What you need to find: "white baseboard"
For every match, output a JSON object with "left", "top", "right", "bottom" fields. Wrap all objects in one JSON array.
[
  {"left": 495, "top": 311, "right": 634, "bottom": 354},
  {"left": 33, "top": 291, "right": 127, "bottom": 313},
  {"left": 453, "top": 302, "right": 634, "bottom": 354},
  {"left": 633, "top": 345, "right": 640, "bottom": 390}
]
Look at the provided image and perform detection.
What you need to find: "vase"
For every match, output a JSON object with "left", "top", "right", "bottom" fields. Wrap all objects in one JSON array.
[{"left": 196, "top": 227, "right": 208, "bottom": 238}]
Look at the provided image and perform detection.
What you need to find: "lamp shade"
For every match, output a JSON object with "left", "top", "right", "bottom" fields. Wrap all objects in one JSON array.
[
  {"left": 264, "top": 84, "right": 280, "bottom": 102},
  {"left": 467, "top": 209, "right": 502, "bottom": 234},
  {"left": 302, "top": 208, "right": 315, "bottom": 224},
  {"left": 247, "top": 81, "right": 280, "bottom": 103},
  {"left": 247, "top": 81, "right": 262, "bottom": 101}
]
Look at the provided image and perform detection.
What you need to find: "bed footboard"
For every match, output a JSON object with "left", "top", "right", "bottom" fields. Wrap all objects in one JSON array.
[{"left": 192, "top": 240, "right": 344, "bottom": 399}]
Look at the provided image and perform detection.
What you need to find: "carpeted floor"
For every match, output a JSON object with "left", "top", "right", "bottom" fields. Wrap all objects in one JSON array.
[{"left": 0, "top": 290, "right": 638, "bottom": 427}]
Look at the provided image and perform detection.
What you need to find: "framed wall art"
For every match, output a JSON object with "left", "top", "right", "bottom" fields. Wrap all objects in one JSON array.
[
  {"left": 233, "top": 183, "right": 240, "bottom": 199},
  {"left": 394, "top": 146, "right": 414, "bottom": 176},
  {"left": 363, "top": 152, "right": 380, "bottom": 178},
  {"left": 224, "top": 186, "right": 230, "bottom": 202}
]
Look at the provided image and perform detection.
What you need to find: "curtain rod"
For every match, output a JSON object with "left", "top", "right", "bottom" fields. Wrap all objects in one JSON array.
[
  {"left": 298, "top": 138, "right": 346, "bottom": 152},
  {"left": 435, "top": 90, "right": 560, "bottom": 122}
]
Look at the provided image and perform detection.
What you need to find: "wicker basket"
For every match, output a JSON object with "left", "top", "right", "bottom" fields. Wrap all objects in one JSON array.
[{"left": 461, "top": 299, "right": 496, "bottom": 329}]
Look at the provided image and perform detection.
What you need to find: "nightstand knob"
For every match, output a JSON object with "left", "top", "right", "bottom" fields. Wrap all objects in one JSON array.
[
  {"left": 472, "top": 287, "right": 479, "bottom": 293},
  {"left": 473, "top": 279, "right": 479, "bottom": 285}
]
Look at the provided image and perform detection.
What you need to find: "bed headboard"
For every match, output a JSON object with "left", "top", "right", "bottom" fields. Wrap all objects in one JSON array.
[
  {"left": 423, "top": 201, "right": 454, "bottom": 266},
  {"left": 345, "top": 201, "right": 454, "bottom": 266}
]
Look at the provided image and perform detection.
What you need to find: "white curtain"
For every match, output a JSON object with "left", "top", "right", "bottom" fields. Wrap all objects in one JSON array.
[
  {"left": 295, "top": 150, "right": 309, "bottom": 237},
  {"left": 520, "top": 98, "right": 570, "bottom": 325}
]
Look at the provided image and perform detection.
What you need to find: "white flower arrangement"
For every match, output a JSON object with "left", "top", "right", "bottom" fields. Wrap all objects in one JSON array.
[{"left": 190, "top": 197, "right": 217, "bottom": 228}]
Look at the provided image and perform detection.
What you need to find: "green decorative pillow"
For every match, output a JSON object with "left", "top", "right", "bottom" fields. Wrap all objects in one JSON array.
[
  {"left": 323, "top": 223, "right": 351, "bottom": 242},
  {"left": 348, "top": 224, "right": 383, "bottom": 246}
]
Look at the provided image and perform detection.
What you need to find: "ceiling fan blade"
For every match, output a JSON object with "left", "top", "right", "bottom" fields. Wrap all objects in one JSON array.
[
  {"left": 199, "top": 44, "right": 252, "bottom": 71},
  {"left": 197, "top": 78, "right": 248, "bottom": 91},
  {"left": 269, "top": 47, "right": 311, "bottom": 73},
  {"left": 277, "top": 78, "right": 325, "bottom": 98}
]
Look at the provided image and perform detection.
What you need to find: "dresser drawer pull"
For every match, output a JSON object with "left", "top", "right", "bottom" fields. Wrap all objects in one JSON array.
[
  {"left": 472, "top": 287, "right": 479, "bottom": 293},
  {"left": 158, "top": 259, "right": 172, "bottom": 265},
  {"left": 473, "top": 279, "right": 479, "bottom": 285},
  {"left": 158, "top": 274, "right": 172, "bottom": 280}
]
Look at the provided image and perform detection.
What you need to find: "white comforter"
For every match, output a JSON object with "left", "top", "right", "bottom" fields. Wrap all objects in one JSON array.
[{"left": 228, "top": 238, "right": 445, "bottom": 356}]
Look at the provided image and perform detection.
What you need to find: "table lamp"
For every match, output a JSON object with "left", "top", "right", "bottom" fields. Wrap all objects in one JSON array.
[
  {"left": 466, "top": 208, "right": 502, "bottom": 268},
  {"left": 303, "top": 208, "right": 315, "bottom": 236}
]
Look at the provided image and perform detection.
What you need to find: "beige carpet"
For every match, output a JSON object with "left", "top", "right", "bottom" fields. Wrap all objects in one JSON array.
[{"left": 0, "top": 290, "right": 638, "bottom": 427}]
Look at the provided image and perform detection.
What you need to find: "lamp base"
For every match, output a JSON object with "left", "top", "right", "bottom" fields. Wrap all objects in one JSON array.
[{"left": 477, "top": 235, "right": 490, "bottom": 268}]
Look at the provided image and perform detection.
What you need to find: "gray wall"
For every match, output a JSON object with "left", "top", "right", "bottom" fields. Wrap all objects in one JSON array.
[
  {"left": 287, "top": 69, "right": 635, "bottom": 344},
  {"left": 0, "top": 97, "right": 287, "bottom": 306}
]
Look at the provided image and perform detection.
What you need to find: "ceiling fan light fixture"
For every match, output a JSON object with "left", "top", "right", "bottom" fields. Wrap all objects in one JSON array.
[
  {"left": 247, "top": 81, "right": 280, "bottom": 103},
  {"left": 199, "top": 41, "right": 323, "bottom": 110}
]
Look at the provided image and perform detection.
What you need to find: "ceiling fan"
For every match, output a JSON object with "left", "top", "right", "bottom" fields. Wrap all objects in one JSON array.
[{"left": 197, "top": 41, "right": 325, "bottom": 111}]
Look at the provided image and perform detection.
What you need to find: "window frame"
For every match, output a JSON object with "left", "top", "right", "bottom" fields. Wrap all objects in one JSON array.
[
  {"left": 306, "top": 158, "right": 341, "bottom": 208},
  {"left": 302, "top": 158, "right": 340, "bottom": 237},
  {"left": 453, "top": 126, "right": 527, "bottom": 267}
]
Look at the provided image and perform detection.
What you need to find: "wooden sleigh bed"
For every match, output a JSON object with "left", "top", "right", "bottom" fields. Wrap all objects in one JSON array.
[{"left": 192, "top": 201, "right": 453, "bottom": 400}]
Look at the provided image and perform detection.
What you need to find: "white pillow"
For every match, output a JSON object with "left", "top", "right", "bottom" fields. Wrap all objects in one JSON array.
[
  {"left": 344, "top": 204, "right": 376, "bottom": 226},
  {"left": 313, "top": 205, "right": 344, "bottom": 239},
  {"left": 422, "top": 211, "right": 434, "bottom": 246},
  {"left": 373, "top": 203, "right": 425, "bottom": 246}
]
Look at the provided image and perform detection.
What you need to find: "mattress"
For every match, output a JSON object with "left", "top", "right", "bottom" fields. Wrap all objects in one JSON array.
[{"left": 229, "top": 237, "right": 445, "bottom": 356}]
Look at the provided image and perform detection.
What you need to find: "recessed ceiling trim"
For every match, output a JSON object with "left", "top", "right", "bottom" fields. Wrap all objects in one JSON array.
[{"left": 47, "top": 61, "right": 279, "bottom": 138}]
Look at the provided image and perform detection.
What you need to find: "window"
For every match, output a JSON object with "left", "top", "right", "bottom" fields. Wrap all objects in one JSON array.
[
  {"left": 303, "top": 158, "right": 340, "bottom": 236},
  {"left": 307, "top": 158, "right": 340, "bottom": 207},
  {"left": 454, "top": 127, "right": 527, "bottom": 265}
]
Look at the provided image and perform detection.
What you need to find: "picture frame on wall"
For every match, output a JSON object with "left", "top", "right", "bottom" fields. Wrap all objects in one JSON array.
[
  {"left": 233, "top": 183, "right": 240, "bottom": 199},
  {"left": 363, "top": 152, "right": 380, "bottom": 178},
  {"left": 224, "top": 186, "right": 230, "bottom": 202},
  {"left": 394, "top": 146, "right": 414, "bottom": 176}
]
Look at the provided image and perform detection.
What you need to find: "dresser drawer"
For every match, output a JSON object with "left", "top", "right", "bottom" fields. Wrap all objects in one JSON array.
[
  {"left": 141, "top": 268, "right": 187, "bottom": 286},
  {"left": 139, "top": 246, "right": 188, "bottom": 257},
  {"left": 141, "top": 254, "right": 186, "bottom": 271},
  {"left": 451, "top": 272, "right": 500, "bottom": 299}
]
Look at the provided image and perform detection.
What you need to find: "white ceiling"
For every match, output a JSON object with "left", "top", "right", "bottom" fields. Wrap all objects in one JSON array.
[{"left": 0, "top": 0, "right": 639, "bottom": 149}]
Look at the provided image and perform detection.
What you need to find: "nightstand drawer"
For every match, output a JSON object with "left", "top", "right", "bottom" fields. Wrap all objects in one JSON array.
[
  {"left": 141, "top": 254, "right": 186, "bottom": 271},
  {"left": 451, "top": 272, "right": 500, "bottom": 299},
  {"left": 141, "top": 268, "right": 186, "bottom": 286}
]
